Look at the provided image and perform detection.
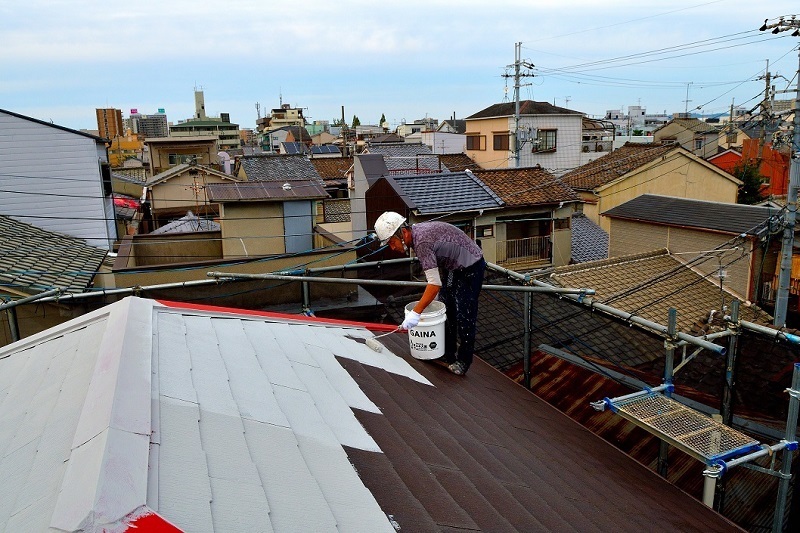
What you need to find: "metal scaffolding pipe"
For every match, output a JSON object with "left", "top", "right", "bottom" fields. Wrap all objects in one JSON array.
[
  {"left": 206, "top": 271, "right": 596, "bottom": 295},
  {"left": 734, "top": 318, "right": 800, "bottom": 345},
  {"left": 0, "top": 289, "right": 61, "bottom": 311}
]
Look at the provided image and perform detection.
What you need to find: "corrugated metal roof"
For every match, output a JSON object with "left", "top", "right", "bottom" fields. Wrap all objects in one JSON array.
[
  {"left": 0, "top": 215, "right": 107, "bottom": 295},
  {"left": 387, "top": 171, "right": 504, "bottom": 215},
  {"left": 603, "top": 194, "right": 779, "bottom": 236},
  {"left": 206, "top": 180, "right": 328, "bottom": 202},
  {"left": 0, "top": 297, "right": 741, "bottom": 532}
]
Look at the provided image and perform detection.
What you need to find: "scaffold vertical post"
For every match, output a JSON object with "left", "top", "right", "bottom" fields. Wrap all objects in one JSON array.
[
  {"left": 716, "top": 299, "right": 740, "bottom": 512},
  {"left": 773, "top": 363, "right": 800, "bottom": 532},
  {"left": 301, "top": 280, "right": 311, "bottom": 309},
  {"left": 523, "top": 291, "right": 532, "bottom": 389},
  {"left": 658, "top": 307, "right": 677, "bottom": 478},
  {"left": 7, "top": 306, "right": 19, "bottom": 342}
]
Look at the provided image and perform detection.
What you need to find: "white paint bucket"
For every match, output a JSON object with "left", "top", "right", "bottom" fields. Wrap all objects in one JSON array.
[{"left": 404, "top": 300, "right": 447, "bottom": 360}]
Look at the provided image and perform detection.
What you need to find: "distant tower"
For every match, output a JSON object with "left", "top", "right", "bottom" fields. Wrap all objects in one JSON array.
[
  {"left": 194, "top": 89, "right": 206, "bottom": 120},
  {"left": 95, "top": 108, "right": 124, "bottom": 138}
]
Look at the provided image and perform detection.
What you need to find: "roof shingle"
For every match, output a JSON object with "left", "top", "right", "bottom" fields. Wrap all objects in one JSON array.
[
  {"left": 560, "top": 142, "right": 677, "bottom": 190},
  {"left": 473, "top": 166, "right": 578, "bottom": 206}
]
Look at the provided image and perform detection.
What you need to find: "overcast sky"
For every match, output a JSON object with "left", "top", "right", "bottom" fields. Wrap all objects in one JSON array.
[{"left": 1, "top": 1, "right": 798, "bottom": 131}]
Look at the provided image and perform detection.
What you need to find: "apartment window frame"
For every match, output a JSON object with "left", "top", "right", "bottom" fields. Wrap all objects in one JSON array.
[
  {"left": 532, "top": 129, "right": 557, "bottom": 153},
  {"left": 493, "top": 132, "right": 511, "bottom": 151},
  {"left": 466, "top": 134, "right": 486, "bottom": 151}
]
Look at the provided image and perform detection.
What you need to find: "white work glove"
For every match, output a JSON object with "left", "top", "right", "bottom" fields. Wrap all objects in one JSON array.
[{"left": 401, "top": 311, "right": 421, "bottom": 330}]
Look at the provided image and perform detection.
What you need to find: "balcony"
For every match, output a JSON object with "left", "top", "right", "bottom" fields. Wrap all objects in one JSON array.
[{"left": 496, "top": 236, "right": 552, "bottom": 269}]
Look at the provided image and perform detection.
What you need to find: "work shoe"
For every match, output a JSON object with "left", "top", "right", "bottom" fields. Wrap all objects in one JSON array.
[{"left": 448, "top": 362, "right": 466, "bottom": 376}]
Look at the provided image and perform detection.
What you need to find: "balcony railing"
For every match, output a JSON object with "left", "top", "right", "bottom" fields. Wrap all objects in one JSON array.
[
  {"left": 760, "top": 274, "right": 800, "bottom": 303},
  {"left": 496, "top": 236, "right": 551, "bottom": 267}
]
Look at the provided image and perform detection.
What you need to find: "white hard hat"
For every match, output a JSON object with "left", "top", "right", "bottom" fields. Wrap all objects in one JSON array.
[{"left": 374, "top": 211, "right": 407, "bottom": 245}]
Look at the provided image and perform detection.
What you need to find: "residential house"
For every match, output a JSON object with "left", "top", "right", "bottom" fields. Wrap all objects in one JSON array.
[
  {"left": 464, "top": 100, "right": 584, "bottom": 172},
  {"left": 414, "top": 131, "right": 466, "bottom": 154},
  {"left": 652, "top": 117, "right": 721, "bottom": 159},
  {"left": 395, "top": 117, "right": 437, "bottom": 137},
  {"left": 472, "top": 166, "right": 579, "bottom": 268},
  {"left": 740, "top": 125, "right": 791, "bottom": 198},
  {"left": 0, "top": 108, "right": 117, "bottom": 249},
  {"left": 206, "top": 179, "right": 329, "bottom": 257},
  {"left": 363, "top": 141, "right": 445, "bottom": 175},
  {"left": 0, "top": 295, "right": 740, "bottom": 531},
  {"left": 145, "top": 136, "right": 219, "bottom": 176},
  {"left": 437, "top": 117, "right": 466, "bottom": 134},
  {"left": 707, "top": 147, "right": 743, "bottom": 175},
  {"left": 255, "top": 103, "right": 306, "bottom": 134},
  {"left": 560, "top": 142, "right": 742, "bottom": 232},
  {"left": 0, "top": 215, "right": 109, "bottom": 345},
  {"left": 143, "top": 163, "right": 242, "bottom": 229},
  {"left": 602, "top": 194, "right": 780, "bottom": 303}
]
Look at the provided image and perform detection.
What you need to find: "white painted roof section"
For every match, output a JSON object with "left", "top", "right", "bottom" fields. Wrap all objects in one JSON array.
[{"left": 0, "top": 297, "right": 426, "bottom": 532}]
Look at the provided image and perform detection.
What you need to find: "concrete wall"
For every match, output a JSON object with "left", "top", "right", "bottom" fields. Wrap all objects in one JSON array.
[
  {"left": 220, "top": 203, "right": 285, "bottom": 257},
  {"left": 117, "top": 231, "right": 223, "bottom": 267},
  {"left": 609, "top": 218, "right": 754, "bottom": 299}
]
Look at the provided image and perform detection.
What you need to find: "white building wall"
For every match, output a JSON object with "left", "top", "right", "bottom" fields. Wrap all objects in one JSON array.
[
  {"left": 418, "top": 132, "right": 465, "bottom": 154},
  {"left": 516, "top": 115, "right": 584, "bottom": 174},
  {"left": 0, "top": 111, "right": 115, "bottom": 249}
]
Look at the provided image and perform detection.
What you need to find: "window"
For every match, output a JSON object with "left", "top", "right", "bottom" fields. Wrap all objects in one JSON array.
[
  {"left": 694, "top": 138, "right": 704, "bottom": 150},
  {"left": 554, "top": 218, "right": 570, "bottom": 230},
  {"left": 493, "top": 133, "right": 510, "bottom": 151},
  {"left": 476, "top": 225, "right": 494, "bottom": 238},
  {"left": 466, "top": 134, "right": 486, "bottom": 151},
  {"left": 168, "top": 153, "right": 199, "bottom": 165},
  {"left": 532, "top": 129, "right": 557, "bottom": 152}
]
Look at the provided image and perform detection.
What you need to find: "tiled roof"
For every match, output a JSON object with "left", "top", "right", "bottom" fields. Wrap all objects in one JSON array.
[
  {"left": 472, "top": 166, "right": 579, "bottom": 206},
  {"left": 238, "top": 153, "right": 325, "bottom": 187},
  {"left": 466, "top": 100, "right": 583, "bottom": 119},
  {"left": 603, "top": 194, "right": 779, "bottom": 235},
  {"left": 0, "top": 215, "right": 107, "bottom": 295},
  {"left": 437, "top": 153, "right": 481, "bottom": 172},
  {"left": 560, "top": 142, "right": 676, "bottom": 190},
  {"left": 0, "top": 296, "right": 740, "bottom": 532},
  {"left": 149, "top": 211, "right": 220, "bottom": 234},
  {"left": 206, "top": 180, "right": 328, "bottom": 202},
  {"left": 365, "top": 142, "right": 445, "bottom": 173},
  {"left": 310, "top": 156, "right": 354, "bottom": 180},
  {"left": 549, "top": 249, "right": 768, "bottom": 333},
  {"left": 571, "top": 212, "right": 609, "bottom": 263},
  {"left": 387, "top": 171, "right": 505, "bottom": 215}
]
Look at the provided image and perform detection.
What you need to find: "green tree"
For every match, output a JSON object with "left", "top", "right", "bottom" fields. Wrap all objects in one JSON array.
[
  {"left": 332, "top": 118, "right": 345, "bottom": 127},
  {"left": 379, "top": 113, "right": 386, "bottom": 127},
  {"left": 735, "top": 161, "right": 766, "bottom": 205},
  {"left": 352, "top": 115, "right": 361, "bottom": 128}
]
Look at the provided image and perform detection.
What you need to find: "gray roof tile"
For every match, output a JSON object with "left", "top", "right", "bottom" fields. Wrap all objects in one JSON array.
[
  {"left": 0, "top": 215, "right": 107, "bottom": 294},
  {"left": 388, "top": 171, "right": 504, "bottom": 215},
  {"left": 603, "top": 194, "right": 780, "bottom": 236},
  {"left": 571, "top": 213, "right": 609, "bottom": 263},
  {"left": 365, "top": 143, "right": 446, "bottom": 173},
  {"left": 239, "top": 154, "right": 325, "bottom": 187}
]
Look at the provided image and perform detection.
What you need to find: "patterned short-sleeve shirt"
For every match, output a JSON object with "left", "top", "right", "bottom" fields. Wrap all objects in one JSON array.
[{"left": 411, "top": 221, "right": 483, "bottom": 272}]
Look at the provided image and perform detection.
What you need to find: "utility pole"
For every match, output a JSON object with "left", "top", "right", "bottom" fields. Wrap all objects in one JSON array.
[
  {"left": 757, "top": 60, "right": 772, "bottom": 162},
  {"left": 761, "top": 16, "right": 800, "bottom": 332},
  {"left": 502, "top": 43, "right": 535, "bottom": 167}
]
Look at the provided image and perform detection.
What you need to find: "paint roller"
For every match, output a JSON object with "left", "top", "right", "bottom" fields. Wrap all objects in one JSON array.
[{"left": 365, "top": 327, "right": 401, "bottom": 352}]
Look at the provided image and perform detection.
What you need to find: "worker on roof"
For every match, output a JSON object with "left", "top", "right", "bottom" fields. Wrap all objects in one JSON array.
[{"left": 374, "top": 211, "right": 486, "bottom": 376}]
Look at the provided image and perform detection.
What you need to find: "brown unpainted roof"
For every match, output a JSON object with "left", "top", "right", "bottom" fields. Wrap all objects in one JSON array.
[
  {"left": 560, "top": 142, "right": 677, "bottom": 191},
  {"left": 206, "top": 180, "right": 328, "bottom": 202},
  {"left": 343, "top": 332, "right": 740, "bottom": 532},
  {"left": 467, "top": 100, "right": 583, "bottom": 119},
  {"left": 473, "top": 166, "right": 579, "bottom": 206},
  {"left": 437, "top": 153, "right": 481, "bottom": 172},
  {"left": 310, "top": 156, "right": 354, "bottom": 180},
  {"left": 550, "top": 249, "right": 769, "bottom": 332}
]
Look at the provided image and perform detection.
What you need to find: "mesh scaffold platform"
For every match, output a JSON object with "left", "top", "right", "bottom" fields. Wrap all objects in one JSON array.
[{"left": 612, "top": 393, "right": 760, "bottom": 464}]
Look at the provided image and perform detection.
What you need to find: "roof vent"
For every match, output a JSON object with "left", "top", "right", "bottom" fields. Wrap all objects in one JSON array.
[{"left": 282, "top": 183, "right": 292, "bottom": 190}]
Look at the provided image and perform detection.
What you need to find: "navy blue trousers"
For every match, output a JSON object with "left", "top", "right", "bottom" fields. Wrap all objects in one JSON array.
[{"left": 439, "top": 258, "right": 485, "bottom": 370}]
